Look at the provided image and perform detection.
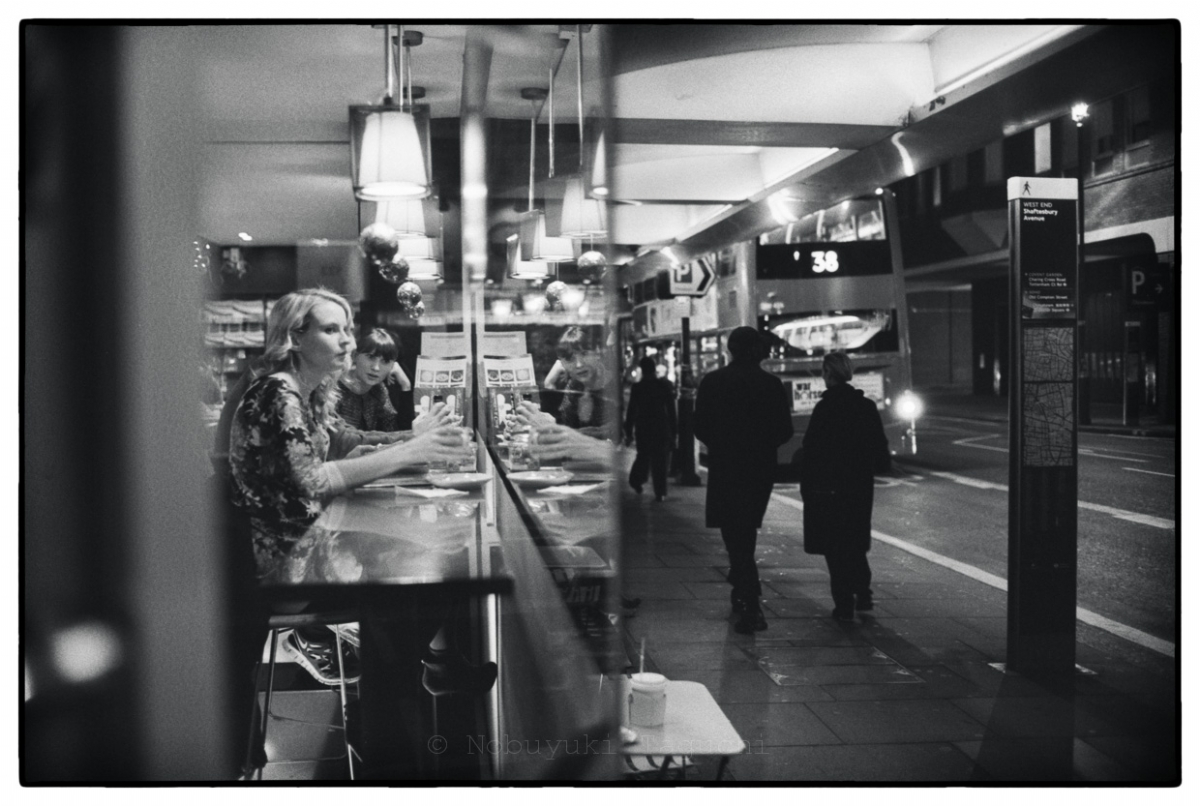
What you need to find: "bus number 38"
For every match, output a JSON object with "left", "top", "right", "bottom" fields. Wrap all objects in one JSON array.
[{"left": 799, "top": 249, "right": 840, "bottom": 273}]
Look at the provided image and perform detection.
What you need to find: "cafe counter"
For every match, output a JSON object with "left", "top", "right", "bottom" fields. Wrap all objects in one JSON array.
[{"left": 261, "top": 434, "right": 624, "bottom": 780}]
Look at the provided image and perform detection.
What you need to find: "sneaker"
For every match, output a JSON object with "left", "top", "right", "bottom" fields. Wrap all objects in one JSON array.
[
  {"left": 733, "top": 610, "right": 767, "bottom": 634},
  {"left": 285, "top": 630, "right": 361, "bottom": 687},
  {"left": 422, "top": 650, "right": 498, "bottom": 697},
  {"left": 630, "top": 481, "right": 644, "bottom": 494},
  {"left": 831, "top": 608, "right": 856, "bottom": 623},
  {"left": 326, "top": 621, "right": 360, "bottom": 649},
  {"left": 854, "top": 594, "right": 874, "bottom": 612}
]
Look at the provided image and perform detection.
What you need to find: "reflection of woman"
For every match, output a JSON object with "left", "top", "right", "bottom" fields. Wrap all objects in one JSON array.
[
  {"left": 337, "top": 328, "right": 406, "bottom": 432},
  {"left": 555, "top": 326, "right": 618, "bottom": 441},
  {"left": 624, "top": 356, "right": 677, "bottom": 501}
]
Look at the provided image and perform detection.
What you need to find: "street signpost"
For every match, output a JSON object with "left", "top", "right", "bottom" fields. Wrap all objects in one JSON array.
[
  {"left": 1006, "top": 176, "right": 1079, "bottom": 677},
  {"left": 668, "top": 257, "right": 715, "bottom": 297},
  {"left": 663, "top": 257, "right": 713, "bottom": 485}
]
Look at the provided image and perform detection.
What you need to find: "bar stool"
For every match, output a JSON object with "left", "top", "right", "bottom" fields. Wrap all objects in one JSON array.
[{"left": 244, "top": 609, "right": 360, "bottom": 781}]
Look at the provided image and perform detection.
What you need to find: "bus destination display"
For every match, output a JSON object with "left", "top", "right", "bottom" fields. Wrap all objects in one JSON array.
[{"left": 755, "top": 240, "right": 892, "bottom": 280}]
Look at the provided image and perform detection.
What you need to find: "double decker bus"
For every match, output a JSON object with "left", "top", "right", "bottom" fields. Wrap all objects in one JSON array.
[
  {"left": 684, "top": 192, "right": 920, "bottom": 476},
  {"left": 623, "top": 192, "right": 921, "bottom": 477}
]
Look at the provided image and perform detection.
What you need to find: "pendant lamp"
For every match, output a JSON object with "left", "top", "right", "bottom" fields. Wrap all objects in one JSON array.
[
  {"left": 349, "top": 25, "right": 431, "bottom": 201},
  {"left": 370, "top": 197, "right": 433, "bottom": 238},
  {"left": 548, "top": 25, "right": 608, "bottom": 240},
  {"left": 396, "top": 235, "right": 443, "bottom": 280},
  {"left": 512, "top": 88, "right": 573, "bottom": 275}
]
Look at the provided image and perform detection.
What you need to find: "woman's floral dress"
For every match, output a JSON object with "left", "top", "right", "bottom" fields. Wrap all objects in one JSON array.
[{"left": 229, "top": 374, "right": 347, "bottom": 581}]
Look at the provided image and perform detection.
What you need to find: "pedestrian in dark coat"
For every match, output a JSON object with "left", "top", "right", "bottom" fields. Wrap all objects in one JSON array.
[
  {"left": 801, "top": 351, "right": 891, "bottom": 622},
  {"left": 624, "top": 356, "right": 677, "bottom": 501},
  {"left": 694, "top": 327, "right": 794, "bottom": 633}
]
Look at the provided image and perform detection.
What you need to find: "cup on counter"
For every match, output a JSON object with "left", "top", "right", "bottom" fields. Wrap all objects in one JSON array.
[
  {"left": 429, "top": 426, "right": 476, "bottom": 474},
  {"left": 457, "top": 428, "right": 479, "bottom": 472},
  {"left": 508, "top": 431, "right": 540, "bottom": 471},
  {"left": 628, "top": 672, "right": 667, "bottom": 727}
]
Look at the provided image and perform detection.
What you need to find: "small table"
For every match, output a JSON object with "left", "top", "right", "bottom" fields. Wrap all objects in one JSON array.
[{"left": 621, "top": 681, "right": 745, "bottom": 781}]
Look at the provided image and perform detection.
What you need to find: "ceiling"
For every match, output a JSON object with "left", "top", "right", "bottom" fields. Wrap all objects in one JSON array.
[{"left": 194, "top": 23, "right": 1111, "bottom": 267}]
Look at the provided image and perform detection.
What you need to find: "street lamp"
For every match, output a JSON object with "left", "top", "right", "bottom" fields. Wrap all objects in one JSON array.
[{"left": 1072, "top": 102, "right": 1091, "bottom": 425}]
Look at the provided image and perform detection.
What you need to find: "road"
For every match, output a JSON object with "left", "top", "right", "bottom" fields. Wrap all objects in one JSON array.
[{"left": 774, "top": 413, "right": 1178, "bottom": 647}]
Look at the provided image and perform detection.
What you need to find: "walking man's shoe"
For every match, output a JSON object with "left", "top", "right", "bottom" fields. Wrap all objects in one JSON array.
[
  {"left": 831, "top": 608, "right": 856, "bottom": 623},
  {"left": 734, "top": 609, "right": 768, "bottom": 634},
  {"left": 854, "top": 593, "right": 874, "bottom": 612}
]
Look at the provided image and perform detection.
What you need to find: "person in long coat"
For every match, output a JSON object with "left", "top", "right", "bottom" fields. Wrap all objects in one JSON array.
[
  {"left": 624, "top": 356, "right": 677, "bottom": 501},
  {"left": 801, "top": 351, "right": 891, "bottom": 622},
  {"left": 694, "top": 327, "right": 794, "bottom": 633}
]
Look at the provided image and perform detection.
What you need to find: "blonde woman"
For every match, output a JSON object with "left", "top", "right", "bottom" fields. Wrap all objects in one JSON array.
[{"left": 229, "top": 288, "right": 471, "bottom": 581}]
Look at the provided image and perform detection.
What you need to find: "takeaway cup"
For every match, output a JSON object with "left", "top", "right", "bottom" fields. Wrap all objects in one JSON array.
[{"left": 628, "top": 672, "right": 667, "bottom": 727}]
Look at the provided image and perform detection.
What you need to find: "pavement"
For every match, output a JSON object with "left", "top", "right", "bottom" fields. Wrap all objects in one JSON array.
[{"left": 616, "top": 394, "right": 1179, "bottom": 783}]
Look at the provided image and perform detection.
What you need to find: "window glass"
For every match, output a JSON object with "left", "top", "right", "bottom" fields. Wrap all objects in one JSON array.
[
  {"left": 1034, "top": 123, "right": 1053, "bottom": 174},
  {"left": 765, "top": 309, "right": 899, "bottom": 357},
  {"left": 1091, "top": 99, "right": 1115, "bottom": 175},
  {"left": 984, "top": 140, "right": 1004, "bottom": 184},
  {"left": 1128, "top": 85, "right": 1152, "bottom": 143}
]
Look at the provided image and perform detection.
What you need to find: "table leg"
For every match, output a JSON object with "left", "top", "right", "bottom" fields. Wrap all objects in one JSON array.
[
  {"left": 715, "top": 755, "right": 729, "bottom": 781},
  {"left": 657, "top": 755, "right": 674, "bottom": 779}
]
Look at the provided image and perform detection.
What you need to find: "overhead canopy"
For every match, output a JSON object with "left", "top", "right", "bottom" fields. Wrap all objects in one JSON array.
[{"left": 191, "top": 23, "right": 1174, "bottom": 276}]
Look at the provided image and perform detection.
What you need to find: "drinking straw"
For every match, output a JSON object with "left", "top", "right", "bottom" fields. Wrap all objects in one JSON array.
[{"left": 639, "top": 638, "right": 645, "bottom": 674}]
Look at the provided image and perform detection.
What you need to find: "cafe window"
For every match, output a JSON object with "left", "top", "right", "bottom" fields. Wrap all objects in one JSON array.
[
  {"left": 1090, "top": 99, "right": 1115, "bottom": 176},
  {"left": 1034, "top": 122, "right": 1053, "bottom": 175}
]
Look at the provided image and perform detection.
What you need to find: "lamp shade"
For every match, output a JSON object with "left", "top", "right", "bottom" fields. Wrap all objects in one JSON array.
[
  {"left": 548, "top": 176, "right": 607, "bottom": 239},
  {"left": 506, "top": 233, "right": 554, "bottom": 280},
  {"left": 519, "top": 210, "right": 575, "bottom": 263},
  {"left": 397, "top": 236, "right": 443, "bottom": 280},
  {"left": 371, "top": 197, "right": 432, "bottom": 237},
  {"left": 588, "top": 129, "right": 608, "bottom": 198},
  {"left": 350, "top": 105, "right": 431, "bottom": 200}
]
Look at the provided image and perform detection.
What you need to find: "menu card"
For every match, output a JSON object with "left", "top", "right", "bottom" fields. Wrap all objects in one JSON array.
[
  {"left": 483, "top": 354, "right": 539, "bottom": 441},
  {"left": 414, "top": 355, "right": 468, "bottom": 419}
]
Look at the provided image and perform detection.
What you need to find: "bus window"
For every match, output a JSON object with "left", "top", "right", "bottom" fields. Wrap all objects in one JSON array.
[{"left": 766, "top": 310, "right": 898, "bottom": 357}]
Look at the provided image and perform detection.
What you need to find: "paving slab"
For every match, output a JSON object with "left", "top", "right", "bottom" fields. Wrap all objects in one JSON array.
[
  {"left": 721, "top": 702, "right": 843, "bottom": 746},
  {"left": 806, "top": 699, "right": 988, "bottom": 744},
  {"left": 728, "top": 741, "right": 979, "bottom": 783}
]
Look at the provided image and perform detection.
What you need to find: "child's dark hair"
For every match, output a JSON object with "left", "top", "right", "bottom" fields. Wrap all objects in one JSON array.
[
  {"left": 555, "top": 326, "right": 604, "bottom": 361},
  {"left": 356, "top": 328, "right": 400, "bottom": 363}
]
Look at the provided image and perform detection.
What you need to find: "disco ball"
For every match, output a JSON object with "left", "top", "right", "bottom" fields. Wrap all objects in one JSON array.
[
  {"left": 396, "top": 281, "right": 423, "bottom": 308},
  {"left": 359, "top": 222, "right": 400, "bottom": 266},
  {"left": 577, "top": 250, "right": 607, "bottom": 284},
  {"left": 378, "top": 257, "right": 410, "bottom": 284},
  {"left": 411, "top": 300, "right": 425, "bottom": 318},
  {"left": 545, "top": 280, "right": 568, "bottom": 310}
]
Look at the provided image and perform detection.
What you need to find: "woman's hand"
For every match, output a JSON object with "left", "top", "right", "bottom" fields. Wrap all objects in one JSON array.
[
  {"left": 514, "top": 401, "right": 556, "bottom": 430},
  {"left": 412, "top": 401, "right": 459, "bottom": 435},
  {"left": 379, "top": 425, "right": 473, "bottom": 470},
  {"left": 529, "top": 423, "right": 614, "bottom": 466}
]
